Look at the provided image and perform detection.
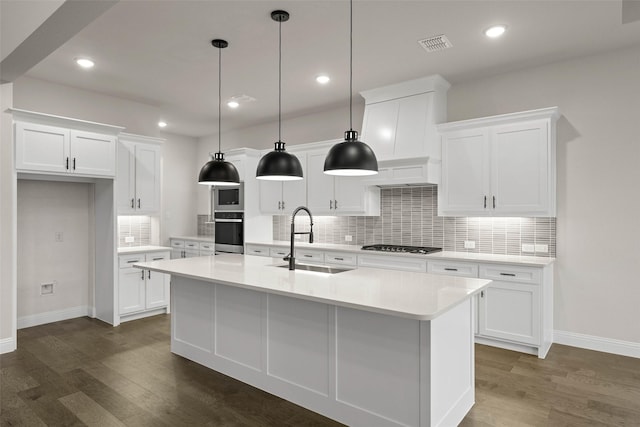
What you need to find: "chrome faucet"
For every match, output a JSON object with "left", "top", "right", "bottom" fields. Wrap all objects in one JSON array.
[{"left": 283, "top": 206, "right": 314, "bottom": 270}]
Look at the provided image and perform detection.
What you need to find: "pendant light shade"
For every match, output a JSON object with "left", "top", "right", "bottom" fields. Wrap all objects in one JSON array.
[
  {"left": 198, "top": 39, "right": 240, "bottom": 186},
  {"left": 324, "top": 0, "right": 378, "bottom": 176},
  {"left": 256, "top": 10, "right": 303, "bottom": 181}
]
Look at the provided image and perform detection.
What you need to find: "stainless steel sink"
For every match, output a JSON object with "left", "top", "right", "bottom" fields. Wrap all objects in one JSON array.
[{"left": 275, "top": 264, "right": 352, "bottom": 274}]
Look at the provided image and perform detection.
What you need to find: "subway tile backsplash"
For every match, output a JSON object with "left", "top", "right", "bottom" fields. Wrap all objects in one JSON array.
[
  {"left": 118, "top": 216, "right": 151, "bottom": 247},
  {"left": 273, "top": 186, "right": 556, "bottom": 257}
]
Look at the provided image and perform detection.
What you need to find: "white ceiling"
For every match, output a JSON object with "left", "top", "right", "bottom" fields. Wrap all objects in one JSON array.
[{"left": 5, "top": 1, "right": 640, "bottom": 137}]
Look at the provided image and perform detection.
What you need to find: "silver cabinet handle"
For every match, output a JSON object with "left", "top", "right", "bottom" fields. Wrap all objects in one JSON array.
[
  {"left": 282, "top": 201, "right": 285, "bottom": 210},
  {"left": 278, "top": 201, "right": 281, "bottom": 210},
  {"left": 141, "top": 270, "right": 145, "bottom": 280},
  {"left": 153, "top": 257, "right": 164, "bottom": 261},
  {"left": 303, "top": 254, "right": 313, "bottom": 258},
  {"left": 493, "top": 196, "right": 496, "bottom": 209},
  {"left": 148, "top": 270, "right": 151, "bottom": 279},
  {"left": 481, "top": 290, "right": 484, "bottom": 298},
  {"left": 335, "top": 257, "right": 344, "bottom": 261},
  {"left": 335, "top": 199, "right": 338, "bottom": 209},
  {"left": 444, "top": 268, "right": 458, "bottom": 271},
  {"left": 66, "top": 157, "right": 69, "bottom": 170},
  {"left": 484, "top": 196, "right": 487, "bottom": 209},
  {"left": 131, "top": 198, "right": 135, "bottom": 209},
  {"left": 499, "top": 272, "right": 516, "bottom": 277},
  {"left": 330, "top": 200, "right": 333, "bottom": 209},
  {"left": 255, "top": 250, "right": 262, "bottom": 253},
  {"left": 138, "top": 199, "right": 141, "bottom": 209},
  {"left": 73, "top": 158, "right": 76, "bottom": 170},
  {"left": 127, "top": 259, "right": 141, "bottom": 263}
]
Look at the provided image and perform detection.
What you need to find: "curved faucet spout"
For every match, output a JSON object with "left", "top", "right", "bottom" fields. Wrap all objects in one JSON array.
[{"left": 287, "top": 206, "right": 314, "bottom": 270}]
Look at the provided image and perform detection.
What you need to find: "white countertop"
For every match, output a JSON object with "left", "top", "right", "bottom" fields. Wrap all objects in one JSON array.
[
  {"left": 246, "top": 240, "right": 555, "bottom": 267},
  {"left": 170, "top": 235, "right": 214, "bottom": 242},
  {"left": 135, "top": 254, "right": 491, "bottom": 321},
  {"left": 118, "top": 245, "right": 172, "bottom": 255}
]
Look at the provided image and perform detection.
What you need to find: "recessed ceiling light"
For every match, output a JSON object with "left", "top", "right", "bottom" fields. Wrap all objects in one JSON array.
[
  {"left": 75, "top": 57, "right": 95, "bottom": 69},
  {"left": 484, "top": 25, "right": 507, "bottom": 38},
  {"left": 158, "top": 121, "right": 167, "bottom": 128},
  {"left": 227, "top": 101, "right": 240, "bottom": 109},
  {"left": 316, "top": 75, "right": 330, "bottom": 84}
]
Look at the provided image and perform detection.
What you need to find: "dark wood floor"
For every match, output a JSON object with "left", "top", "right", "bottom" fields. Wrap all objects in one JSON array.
[{"left": 1, "top": 316, "right": 639, "bottom": 426}]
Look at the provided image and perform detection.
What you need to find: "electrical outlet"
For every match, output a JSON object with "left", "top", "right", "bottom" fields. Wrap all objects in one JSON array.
[
  {"left": 41, "top": 282, "right": 54, "bottom": 295},
  {"left": 522, "top": 244, "right": 535, "bottom": 253},
  {"left": 345, "top": 235, "right": 353, "bottom": 242},
  {"left": 464, "top": 240, "right": 475, "bottom": 249},
  {"left": 125, "top": 236, "right": 135, "bottom": 243},
  {"left": 54, "top": 231, "right": 63, "bottom": 242},
  {"left": 535, "top": 244, "right": 549, "bottom": 253}
]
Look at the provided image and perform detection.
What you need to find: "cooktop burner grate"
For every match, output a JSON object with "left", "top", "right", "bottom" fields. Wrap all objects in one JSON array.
[{"left": 361, "top": 244, "right": 442, "bottom": 255}]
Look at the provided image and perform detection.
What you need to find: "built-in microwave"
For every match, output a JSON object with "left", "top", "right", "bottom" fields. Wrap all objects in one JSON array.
[{"left": 213, "top": 183, "right": 244, "bottom": 211}]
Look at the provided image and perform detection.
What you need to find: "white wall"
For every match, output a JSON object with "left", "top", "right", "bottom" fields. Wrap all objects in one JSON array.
[
  {"left": 13, "top": 76, "right": 200, "bottom": 243},
  {"left": 196, "top": 102, "right": 364, "bottom": 213},
  {"left": 1, "top": 83, "right": 16, "bottom": 349},
  {"left": 447, "top": 45, "right": 640, "bottom": 344},
  {"left": 17, "top": 180, "right": 92, "bottom": 322}
]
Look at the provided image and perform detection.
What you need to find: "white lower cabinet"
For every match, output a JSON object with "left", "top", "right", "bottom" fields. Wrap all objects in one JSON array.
[
  {"left": 170, "top": 239, "right": 213, "bottom": 258},
  {"left": 358, "top": 253, "right": 427, "bottom": 272},
  {"left": 428, "top": 259, "right": 552, "bottom": 358},
  {"left": 118, "top": 251, "right": 170, "bottom": 319}
]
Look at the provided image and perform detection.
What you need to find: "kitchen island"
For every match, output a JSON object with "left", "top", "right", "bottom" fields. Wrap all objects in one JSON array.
[{"left": 135, "top": 254, "right": 491, "bottom": 427}]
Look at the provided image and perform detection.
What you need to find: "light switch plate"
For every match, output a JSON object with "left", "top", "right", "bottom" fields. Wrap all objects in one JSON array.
[
  {"left": 464, "top": 240, "right": 475, "bottom": 249},
  {"left": 522, "top": 244, "right": 535, "bottom": 253},
  {"left": 535, "top": 244, "right": 549, "bottom": 253},
  {"left": 125, "top": 236, "right": 135, "bottom": 243}
]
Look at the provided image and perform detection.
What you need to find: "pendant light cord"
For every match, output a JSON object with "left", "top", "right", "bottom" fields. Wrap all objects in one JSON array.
[
  {"left": 349, "top": 0, "right": 353, "bottom": 131},
  {"left": 218, "top": 44, "right": 222, "bottom": 154},
  {"left": 278, "top": 18, "right": 282, "bottom": 142}
]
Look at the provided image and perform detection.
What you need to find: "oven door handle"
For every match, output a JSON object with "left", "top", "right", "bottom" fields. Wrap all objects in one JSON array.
[{"left": 214, "top": 219, "right": 243, "bottom": 223}]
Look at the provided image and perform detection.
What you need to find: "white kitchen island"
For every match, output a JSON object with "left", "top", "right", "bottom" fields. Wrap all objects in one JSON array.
[{"left": 135, "top": 254, "right": 491, "bottom": 427}]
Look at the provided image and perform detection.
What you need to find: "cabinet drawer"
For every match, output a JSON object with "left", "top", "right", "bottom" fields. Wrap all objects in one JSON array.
[
  {"left": 269, "top": 247, "right": 289, "bottom": 258},
  {"left": 184, "top": 241, "right": 199, "bottom": 250},
  {"left": 325, "top": 251, "right": 357, "bottom": 267},
  {"left": 246, "top": 245, "right": 269, "bottom": 256},
  {"left": 199, "top": 242, "right": 214, "bottom": 251},
  {"left": 480, "top": 264, "right": 541, "bottom": 285},
  {"left": 170, "top": 240, "right": 184, "bottom": 248},
  {"left": 146, "top": 252, "right": 170, "bottom": 262},
  {"left": 119, "top": 254, "right": 145, "bottom": 268},
  {"left": 428, "top": 261, "right": 478, "bottom": 278},
  {"left": 295, "top": 249, "right": 325, "bottom": 264},
  {"left": 358, "top": 254, "right": 427, "bottom": 272}
]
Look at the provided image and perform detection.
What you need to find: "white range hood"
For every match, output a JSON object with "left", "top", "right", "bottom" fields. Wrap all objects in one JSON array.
[{"left": 360, "top": 75, "right": 450, "bottom": 186}]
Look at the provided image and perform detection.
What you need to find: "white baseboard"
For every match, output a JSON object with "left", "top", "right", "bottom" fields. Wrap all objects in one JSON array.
[
  {"left": 0, "top": 337, "right": 16, "bottom": 354},
  {"left": 554, "top": 330, "right": 640, "bottom": 359},
  {"left": 17, "top": 305, "right": 93, "bottom": 330}
]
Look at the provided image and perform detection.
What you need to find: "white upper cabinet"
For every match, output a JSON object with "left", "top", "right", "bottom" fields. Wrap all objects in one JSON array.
[
  {"left": 307, "top": 148, "right": 380, "bottom": 216},
  {"left": 359, "top": 75, "right": 450, "bottom": 186},
  {"left": 117, "top": 133, "right": 163, "bottom": 214},
  {"left": 259, "top": 149, "right": 307, "bottom": 214},
  {"left": 12, "top": 109, "right": 123, "bottom": 178},
  {"left": 438, "top": 107, "right": 559, "bottom": 217}
]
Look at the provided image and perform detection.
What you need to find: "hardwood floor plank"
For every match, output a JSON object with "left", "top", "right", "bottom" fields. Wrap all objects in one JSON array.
[{"left": 59, "top": 391, "right": 127, "bottom": 427}]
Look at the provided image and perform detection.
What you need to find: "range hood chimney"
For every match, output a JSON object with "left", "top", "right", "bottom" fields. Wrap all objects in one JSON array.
[{"left": 359, "top": 75, "right": 450, "bottom": 186}]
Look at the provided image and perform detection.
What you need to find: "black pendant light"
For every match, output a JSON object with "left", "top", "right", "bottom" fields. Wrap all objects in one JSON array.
[
  {"left": 256, "top": 10, "right": 303, "bottom": 181},
  {"left": 198, "top": 39, "right": 240, "bottom": 186},
  {"left": 324, "top": 0, "right": 378, "bottom": 176}
]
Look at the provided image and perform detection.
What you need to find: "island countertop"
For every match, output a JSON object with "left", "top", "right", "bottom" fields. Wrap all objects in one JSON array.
[{"left": 135, "top": 253, "right": 491, "bottom": 321}]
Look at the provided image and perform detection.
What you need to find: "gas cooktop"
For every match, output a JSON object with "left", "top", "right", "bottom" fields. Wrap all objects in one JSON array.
[{"left": 361, "top": 244, "right": 442, "bottom": 255}]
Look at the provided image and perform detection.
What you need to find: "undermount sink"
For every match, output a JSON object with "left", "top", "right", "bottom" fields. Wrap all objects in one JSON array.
[{"left": 275, "top": 263, "right": 352, "bottom": 274}]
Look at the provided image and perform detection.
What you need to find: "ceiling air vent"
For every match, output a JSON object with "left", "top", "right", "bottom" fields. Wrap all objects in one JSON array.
[{"left": 418, "top": 35, "right": 452, "bottom": 52}]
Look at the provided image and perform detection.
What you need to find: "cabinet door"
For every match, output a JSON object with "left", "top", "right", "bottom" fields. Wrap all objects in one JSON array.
[
  {"left": 281, "top": 152, "right": 307, "bottom": 212},
  {"left": 116, "top": 141, "right": 136, "bottom": 213},
  {"left": 306, "top": 150, "right": 335, "bottom": 213},
  {"left": 439, "top": 128, "right": 490, "bottom": 216},
  {"left": 119, "top": 268, "right": 146, "bottom": 315},
  {"left": 334, "top": 175, "right": 366, "bottom": 213},
  {"left": 394, "top": 92, "right": 431, "bottom": 159},
  {"left": 491, "top": 120, "right": 549, "bottom": 215},
  {"left": 171, "top": 248, "right": 183, "bottom": 259},
  {"left": 361, "top": 99, "right": 399, "bottom": 161},
  {"left": 15, "top": 122, "right": 70, "bottom": 173},
  {"left": 134, "top": 143, "right": 161, "bottom": 213},
  {"left": 478, "top": 281, "right": 540, "bottom": 345},
  {"left": 145, "top": 253, "right": 170, "bottom": 309},
  {"left": 259, "top": 181, "right": 283, "bottom": 214},
  {"left": 70, "top": 130, "right": 116, "bottom": 176}
]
